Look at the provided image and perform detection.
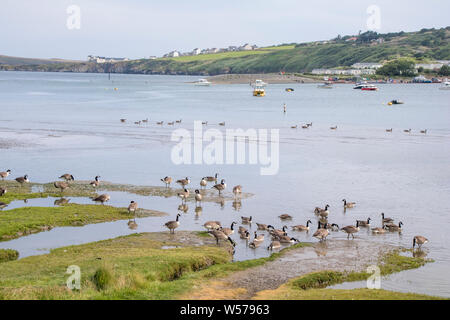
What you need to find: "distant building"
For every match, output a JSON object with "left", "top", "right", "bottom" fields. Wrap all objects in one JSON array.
[
  {"left": 163, "top": 51, "right": 180, "bottom": 58},
  {"left": 148, "top": 56, "right": 157, "bottom": 60},
  {"left": 239, "top": 43, "right": 254, "bottom": 51},
  {"left": 415, "top": 63, "right": 444, "bottom": 70},
  {"left": 88, "top": 55, "right": 129, "bottom": 63},
  {"left": 345, "top": 37, "right": 358, "bottom": 42},
  {"left": 191, "top": 48, "right": 201, "bottom": 55},
  {"left": 311, "top": 68, "right": 376, "bottom": 75},
  {"left": 352, "top": 62, "right": 383, "bottom": 69}
]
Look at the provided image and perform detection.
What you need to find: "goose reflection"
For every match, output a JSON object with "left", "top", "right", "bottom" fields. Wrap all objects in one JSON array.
[
  {"left": 232, "top": 199, "right": 242, "bottom": 211},
  {"left": 194, "top": 206, "right": 202, "bottom": 218},
  {"left": 178, "top": 204, "right": 189, "bottom": 213},
  {"left": 127, "top": 219, "right": 138, "bottom": 230},
  {"left": 54, "top": 198, "right": 70, "bottom": 206}
]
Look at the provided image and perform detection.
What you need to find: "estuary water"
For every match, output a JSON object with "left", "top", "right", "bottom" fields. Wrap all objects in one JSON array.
[{"left": 0, "top": 71, "right": 449, "bottom": 297}]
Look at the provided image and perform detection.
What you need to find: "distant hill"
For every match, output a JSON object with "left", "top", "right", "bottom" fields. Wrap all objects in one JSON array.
[
  {"left": 0, "top": 55, "right": 82, "bottom": 66},
  {"left": 1, "top": 27, "right": 449, "bottom": 75}
]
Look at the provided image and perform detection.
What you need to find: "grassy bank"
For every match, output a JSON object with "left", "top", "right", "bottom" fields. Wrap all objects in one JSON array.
[{"left": 0, "top": 203, "right": 165, "bottom": 241}]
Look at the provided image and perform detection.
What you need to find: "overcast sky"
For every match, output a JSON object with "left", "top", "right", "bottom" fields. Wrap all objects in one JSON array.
[{"left": 1, "top": 0, "right": 448, "bottom": 60}]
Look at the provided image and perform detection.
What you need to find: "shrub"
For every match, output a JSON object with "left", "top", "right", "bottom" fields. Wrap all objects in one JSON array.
[{"left": 0, "top": 249, "right": 19, "bottom": 263}]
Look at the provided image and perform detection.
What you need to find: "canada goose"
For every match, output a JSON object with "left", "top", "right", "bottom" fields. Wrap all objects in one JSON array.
[
  {"left": 212, "top": 179, "right": 226, "bottom": 195},
  {"left": 59, "top": 174, "right": 74, "bottom": 181},
  {"left": 342, "top": 199, "right": 356, "bottom": 208},
  {"left": 240, "top": 231, "right": 251, "bottom": 240},
  {"left": 90, "top": 176, "right": 100, "bottom": 188},
  {"left": 176, "top": 119, "right": 182, "bottom": 123},
  {"left": 219, "top": 122, "right": 225, "bottom": 126},
  {"left": 208, "top": 229, "right": 229, "bottom": 244},
  {"left": 325, "top": 223, "right": 340, "bottom": 231},
  {"left": 278, "top": 236, "right": 299, "bottom": 244},
  {"left": 164, "top": 213, "right": 181, "bottom": 233},
  {"left": 253, "top": 231, "right": 264, "bottom": 242},
  {"left": 356, "top": 218, "right": 371, "bottom": 227},
  {"left": 161, "top": 176, "right": 172, "bottom": 187},
  {"left": 200, "top": 177, "right": 207, "bottom": 189},
  {"left": 313, "top": 221, "right": 329, "bottom": 242},
  {"left": 168, "top": 121, "right": 175, "bottom": 125},
  {"left": 128, "top": 201, "right": 138, "bottom": 215},
  {"left": 54, "top": 181, "right": 69, "bottom": 192},
  {"left": 194, "top": 189, "right": 202, "bottom": 205},
  {"left": 302, "top": 125, "right": 309, "bottom": 129},
  {"left": 420, "top": 129, "right": 427, "bottom": 134},
  {"left": 241, "top": 216, "right": 252, "bottom": 224},
  {"left": 341, "top": 221, "right": 360, "bottom": 239},
  {"left": 267, "top": 241, "right": 281, "bottom": 250},
  {"left": 0, "top": 202, "right": 7, "bottom": 209},
  {"left": 221, "top": 222, "right": 237, "bottom": 236},
  {"left": 205, "top": 173, "right": 218, "bottom": 182},
  {"left": 248, "top": 240, "right": 261, "bottom": 249},
  {"left": 202, "top": 121, "right": 208, "bottom": 125},
  {"left": 371, "top": 227, "right": 387, "bottom": 234},
  {"left": 386, "top": 128, "right": 393, "bottom": 132},
  {"left": 291, "top": 125, "right": 298, "bottom": 129},
  {"left": 381, "top": 213, "right": 394, "bottom": 224},
  {"left": 292, "top": 220, "right": 312, "bottom": 231},
  {"left": 232, "top": 185, "right": 242, "bottom": 198},
  {"left": 177, "top": 188, "right": 190, "bottom": 203},
  {"left": 0, "top": 169, "right": 11, "bottom": 180},
  {"left": 403, "top": 129, "right": 411, "bottom": 133},
  {"left": 314, "top": 204, "right": 330, "bottom": 215},
  {"left": 134, "top": 121, "right": 141, "bottom": 125},
  {"left": 142, "top": 118, "right": 149, "bottom": 123},
  {"left": 15, "top": 175, "right": 29, "bottom": 185},
  {"left": 0, "top": 187, "right": 7, "bottom": 197},
  {"left": 204, "top": 221, "right": 221, "bottom": 230},
  {"left": 268, "top": 225, "right": 288, "bottom": 237},
  {"left": 92, "top": 194, "right": 110, "bottom": 204},
  {"left": 156, "top": 121, "right": 164, "bottom": 125},
  {"left": 279, "top": 214, "right": 293, "bottom": 220},
  {"left": 307, "top": 122, "right": 313, "bottom": 127},
  {"left": 385, "top": 221, "right": 403, "bottom": 232},
  {"left": 238, "top": 226, "right": 248, "bottom": 235},
  {"left": 413, "top": 236, "right": 428, "bottom": 249},
  {"left": 256, "top": 223, "right": 270, "bottom": 231},
  {"left": 176, "top": 177, "right": 190, "bottom": 187},
  {"left": 330, "top": 126, "right": 337, "bottom": 130},
  {"left": 120, "top": 119, "right": 126, "bottom": 123}
]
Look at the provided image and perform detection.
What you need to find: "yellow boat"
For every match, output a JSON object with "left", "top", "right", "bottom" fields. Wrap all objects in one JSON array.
[{"left": 252, "top": 79, "right": 267, "bottom": 97}]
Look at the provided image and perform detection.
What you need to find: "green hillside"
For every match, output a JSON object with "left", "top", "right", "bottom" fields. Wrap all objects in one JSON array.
[{"left": 1, "top": 27, "right": 449, "bottom": 75}]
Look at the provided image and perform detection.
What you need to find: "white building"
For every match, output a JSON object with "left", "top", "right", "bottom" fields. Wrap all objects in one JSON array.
[
  {"left": 191, "top": 48, "right": 201, "bottom": 55},
  {"left": 352, "top": 62, "right": 383, "bottom": 69},
  {"left": 311, "top": 68, "right": 376, "bottom": 76},
  {"left": 88, "top": 55, "right": 129, "bottom": 63},
  {"left": 163, "top": 51, "right": 180, "bottom": 58}
]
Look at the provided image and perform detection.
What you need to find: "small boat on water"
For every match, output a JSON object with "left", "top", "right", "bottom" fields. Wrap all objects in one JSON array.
[
  {"left": 317, "top": 82, "right": 333, "bottom": 89},
  {"left": 439, "top": 80, "right": 450, "bottom": 90},
  {"left": 285, "top": 88, "right": 294, "bottom": 92},
  {"left": 194, "top": 79, "right": 211, "bottom": 86},
  {"left": 359, "top": 84, "right": 378, "bottom": 91},
  {"left": 388, "top": 100, "right": 404, "bottom": 105},
  {"left": 252, "top": 79, "right": 266, "bottom": 97}
]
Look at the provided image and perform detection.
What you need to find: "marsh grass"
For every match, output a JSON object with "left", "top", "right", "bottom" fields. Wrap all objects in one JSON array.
[{"left": 0, "top": 249, "right": 19, "bottom": 263}]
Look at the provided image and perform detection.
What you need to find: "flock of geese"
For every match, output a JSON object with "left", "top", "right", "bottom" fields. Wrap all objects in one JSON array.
[
  {"left": 0, "top": 169, "right": 429, "bottom": 253},
  {"left": 290, "top": 123, "right": 428, "bottom": 134},
  {"left": 120, "top": 119, "right": 226, "bottom": 127}
]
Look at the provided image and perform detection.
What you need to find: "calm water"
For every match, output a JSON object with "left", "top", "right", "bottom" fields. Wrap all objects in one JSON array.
[{"left": 0, "top": 71, "right": 450, "bottom": 297}]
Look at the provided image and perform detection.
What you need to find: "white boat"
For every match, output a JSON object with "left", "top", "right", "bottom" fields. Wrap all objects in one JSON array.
[
  {"left": 439, "top": 80, "right": 450, "bottom": 90},
  {"left": 317, "top": 82, "right": 333, "bottom": 89},
  {"left": 251, "top": 79, "right": 267, "bottom": 96},
  {"left": 194, "top": 79, "right": 211, "bottom": 86}
]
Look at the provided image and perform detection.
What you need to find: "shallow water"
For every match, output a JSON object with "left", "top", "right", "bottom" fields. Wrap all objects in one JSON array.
[{"left": 0, "top": 71, "right": 450, "bottom": 297}]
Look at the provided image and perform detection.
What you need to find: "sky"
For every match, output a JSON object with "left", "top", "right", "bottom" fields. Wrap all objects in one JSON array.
[{"left": 1, "top": 0, "right": 449, "bottom": 60}]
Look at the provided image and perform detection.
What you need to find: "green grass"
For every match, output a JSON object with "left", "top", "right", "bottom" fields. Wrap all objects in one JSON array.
[
  {"left": 0, "top": 204, "right": 145, "bottom": 241},
  {"left": 0, "top": 249, "right": 19, "bottom": 263}
]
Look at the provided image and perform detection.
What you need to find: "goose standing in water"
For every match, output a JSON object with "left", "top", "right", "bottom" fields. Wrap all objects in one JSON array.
[
  {"left": 212, "top": 179, "right": 226, "bottom": 195},
  {"left": 15, "top": 175, "right": 29, "bottom": 185},
  {"left": 341, "top": 221, "right": 360, "bottom": 239},
  {"left": 292, "top": 220, "right": 312, "bottom": 231},
  {"left": 204, "top": 221, "right": 221, "bottom": 230},
  {"left": 221, "top": 222, "right": 237, "bottom": 236},
  {"left": 386, "top": 128, "right": 393, "bottom": 132},
  {"left": 205, "top": 173, "right": 218, "bottom": 183},
  {"left": 385, "top": 221, "right": 403, "bottom": 232},
  {"left": 0, "top": 169, "right": 11, "bottom": 180},
  {"left": 209, "top": 229, "right": 234, "bottom": 245},
  {"left": 267, "top": 241, "right": 281, "bottom": 250},
  {"left": 314, "top": 204, "right": 330, "bottom": 215},
  {"left": 268, "top": 225, "right": 288, "bottom": 237},
  {"left": 239, "top": 231, "right": 250, "bottom": 240},
  {"left": 253, "top": 231, "right": 264, "bottom": 242},
  {"left": 177, "top": 188, "right": 190, "bottom": 203},
  {"left": 403, "top": 129, "right": 411, "bottom": 133},
  {"left": 313, "top": 221, "right": 329, "bottom": 242},
  {"left": 420, "top": 129, "right": 427, "bottom": 134},
  {"left": 194, "top": 189, "right": 202, "bottom": 206},
  {"left": 241, "top": 216, "right": 252, "bottom": 224},
  {"left": 356, "top": 218, "right": 371, "bottom": 227},
  {"left": 164, "top": 213, "right": 181, "bottom": 234},
  {"left": 342, "top": 199, "right": 356, "bottom": 209},
  {"left": 256, "top": 223, "right": 270, "bottom": 231},
  {"left": 381, "top": 213, "right": 394, "bottom": 224},
  {"left": 232, "top": 185, "right": 242, "bottom": 198},
  {"left": 92, "top": 194, "right": 110, "bottom": 205},
  {"left": 200, "top": 177, "right": 207, "bottom": 189},
  {"left": 59, "top": 174, "right": 75, "bottom": 181},
  {"left": 90, "top": 176, "right": 101, "bottom": 188},
  {"left": 413, "top": 236, "right": 428, "bottom": 249},
  {"left": 330, "top": 126, "right": 337, "bottom": 130},
  {"left": 161, "top": 176, "right": 172, "bottom": 188},
  {"left": 176, "top": 177, "right": 190, "bottom": 188},
  {"left": 279, "top": 214, "right": 293, "bottom": 220},
  {"left": 371, "top": 226, "right": 387, "bottom": 234}
]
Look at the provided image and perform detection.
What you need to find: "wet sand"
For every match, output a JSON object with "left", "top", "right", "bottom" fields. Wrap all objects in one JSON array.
[{"left": 187, "top": 239, "right": 396, "bottom": 299}]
